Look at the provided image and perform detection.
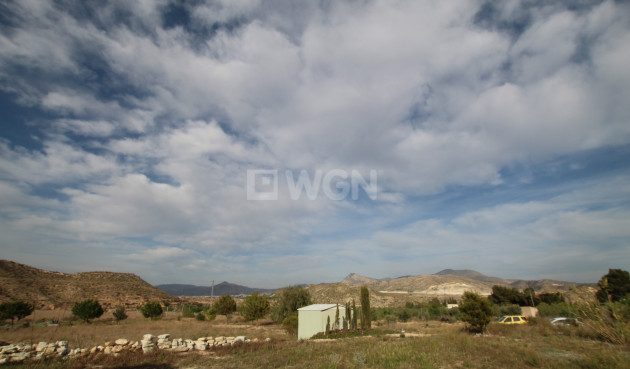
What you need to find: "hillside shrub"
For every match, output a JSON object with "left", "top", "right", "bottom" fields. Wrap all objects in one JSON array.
[
  {"left": 214, "top": 294, "right": 237, "bottom": 316},
  {"left": 537, "top": 302, "right": 574, "bottom": 317},
  {"left": 0, "top": 301, "right": 34, "bottom": 326},
  {"left": 72, "top": 299, "right": 104, "bottom": 323},
  {"left": 195, "top": 312, "right": 206, "bottom": 321},
  {"left": 271, "top": 285, "right": 312, "bottom": 323},
  {"left": 460, "top": 292, "right": 493, "bottom": 333},
  {"left": 140, "top": 301, "right": 163, "bottom": 320},
  {"left": 112, "top": 306, "right": 128, "bottom": 322},
  {"left": 240, "top": 291, "right": 270, "bottom": 321},
  {"left": 282, "top": 315, "right": 298, "bottom": 337}
]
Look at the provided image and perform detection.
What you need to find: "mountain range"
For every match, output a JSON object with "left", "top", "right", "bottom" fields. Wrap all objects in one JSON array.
[{"left": 155, "top": 282, "right": 276, "bottom": 296}]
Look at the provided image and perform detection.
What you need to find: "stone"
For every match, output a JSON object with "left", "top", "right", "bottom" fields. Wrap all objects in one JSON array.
[
  {"left": 265, "top": 338, "right": 271, "bottom": 342},
  {"left": 111, "top": 346, "right": 124, "bottom": 353},
  {"left": 142, "top": 346, "right": 155, "bottom": 353},
  {"left": 104, "top": 346, "right": 113, "bottom": 355},
  {"left": 215, "top": 336, "right": 225, "bottom": 342},
  {"left": 234, "top": 336, "right": 246, "bottom": 342},
  {"left": 36, "top": 342, "right": 48, "bottom": 352},
  {"left": 9, "top": 352, "right": 30, "bottom": 363},
  {"left": 97, "top": 345, "right": 104, "bottom": 352},
  {"left": 56, "top": 346, "right": 68, "bottom": 356},
  {"left": 89, "top": 346, "right": 98, "bottom": 354},
  {"left": 104, "top": 341, "right": 113, "bottom": 347},
  {"left": 194, "top": 342, "right": 207, "bottom": 351},
  {"left": 142, "top": 334, "right": 155, "bottom": 342},
  {"left": 115, "top": 339, "right": 129, "bottom": 346},
  {"left": 56, "top": 341, "right": 68, "bottom": 347},
  {"left": 157, "top": 334, "right": 170, "bottom": 341}
]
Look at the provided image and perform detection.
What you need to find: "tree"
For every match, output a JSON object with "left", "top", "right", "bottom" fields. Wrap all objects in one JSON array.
[
  {"left": 112, "top": 306, "right": 128, "bottom": 322},
  {"left": 72, "top": 299, "right": 104, "bottom": 323},
  {"left": 334, "top": 303, "right": 340, "bottom": 330},
  {"left": 325, "top": 316, "right": 331, "bottom": 335},
  {"left": 271, "top": 285, "right": 312, "bottom": 323},
  {"left": 140, "top": 301, "right": 163, "bottom": 320},
  {"left": 596, "top": 269, "right": 630, "bottom": 303},
  {"left": 0, "top": 301, "right": 34, "bottom": 326},
  {"left": 344, "top": 301, "right": 351, "bottom": 330},
  {"left": 459, "top": 292, "right": 493, "bottom": 333},
  {"left": 240, "top": 291, "right": 270, "bottom": 321},
  {"left": 352, "top": 299, "right": 357, "bottom": 329},
  {"left": 489, "top": 285, "right": 526, "bottom": 305},
  {"left": 214, "top": 294, "right": 237, "bottom": 316},
  {"left": 360, "top": 286, "right": 372, "bottom": 329}
]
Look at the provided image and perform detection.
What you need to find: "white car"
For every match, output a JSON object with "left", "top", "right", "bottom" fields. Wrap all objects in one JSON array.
[{"left": 550, "top": 317, "right": 580, "bottom": 326}]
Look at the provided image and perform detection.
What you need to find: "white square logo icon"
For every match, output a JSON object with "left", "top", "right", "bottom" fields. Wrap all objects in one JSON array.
[{"left": 246, "top": 169, "right": 278, "bottom": 200}]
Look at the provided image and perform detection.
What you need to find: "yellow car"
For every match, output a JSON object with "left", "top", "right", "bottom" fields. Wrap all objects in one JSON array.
[{"left": 497, "top": 315, "right": 528, "bottom": 324}]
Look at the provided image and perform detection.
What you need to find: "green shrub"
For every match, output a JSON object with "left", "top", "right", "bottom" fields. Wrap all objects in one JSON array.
[
  {"left": 493, "top": 304, "right": 522, "bottom": 317},
  {"left": 271, "top": 286, "right": 312, "bottom": 323},
  {"left": 214, "top": 294, "right": 237, "bottom": 316},
  {"left": 282, "top": 315, "right": 298, "bottom": 337},
  {"left": 140, "top": 301, "right": 163, "bottom": 320},
  {"left": 240, "top": 291, "right": 270, "bottom": 321},
  {"left": 71, "top": 299, "right": 104, "bottom": 323},
  {"left": 0, "top": 301, "right": 34, "bottom": 326},
  {"left": 195, "top": 312, "right": 206, "bottom": 321},
  {"left": 459, "top": 292, "right": 493, "bottom": 333},
  {"left": 112, "top": 306, "right": 128, "bottom": 322}
]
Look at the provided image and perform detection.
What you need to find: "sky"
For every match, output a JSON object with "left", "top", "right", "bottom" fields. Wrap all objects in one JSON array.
[{"left": 1, "top": 0, "right": 629, "bottom": 288}]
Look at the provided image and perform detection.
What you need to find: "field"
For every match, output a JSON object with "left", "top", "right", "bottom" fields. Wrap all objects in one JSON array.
[{"left": 2, "top": 310, "right": 630, "bottom": 369}]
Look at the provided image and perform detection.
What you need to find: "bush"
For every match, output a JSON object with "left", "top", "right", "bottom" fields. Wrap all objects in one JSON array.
[
  {"left": 459, "top": 292, "right": 493, "bottom": 333},
  {"left": 140, "top": 301, "right": 163, "bottom": 320},
  {"left": 282, "top": 315, "right": 298, "bottom": 337},
  {"left": 240, "top": 291, "right": 270, "bottom": 321},
  {"left": 112, "top": 306, "right": 128, "bottom": 322},
  {"left": 72, "top": 299, "right": 104, "bottom": 323},
  {"left": 537, "top": 302, "right": 573, "bottom": 317},
  {"left": 271, "top": 286, "right": 312, "bottom": 323},
  {"left": 0, "top": 301, "right": 34, "bottom": 326},
  {"left": 493, "top": 304, "right": 522, "bottom": 317},
  {"left": 214, "top": 294, "right": 237, "bottom": 316},
  {"left": 195, "top": 312, "right": 206, "bottom": 321}
]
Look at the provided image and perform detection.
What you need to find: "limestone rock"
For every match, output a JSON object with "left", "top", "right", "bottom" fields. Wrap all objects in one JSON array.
[{"left": 115, "top": 339, "right": 129, "bottom": 346}]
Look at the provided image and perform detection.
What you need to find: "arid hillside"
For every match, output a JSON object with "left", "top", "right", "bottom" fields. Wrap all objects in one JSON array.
[{"left": 0, "top": 260, "right": 179, "bottom": 309}]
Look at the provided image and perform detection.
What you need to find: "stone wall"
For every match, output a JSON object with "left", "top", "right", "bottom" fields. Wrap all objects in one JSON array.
[{"left": 0, "top": 334, "right": 271, "bottom": 364}]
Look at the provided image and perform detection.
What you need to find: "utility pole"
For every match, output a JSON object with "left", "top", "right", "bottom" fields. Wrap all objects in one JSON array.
[{"left": 211, "top": 280, "right": 214, "bottom": 298}]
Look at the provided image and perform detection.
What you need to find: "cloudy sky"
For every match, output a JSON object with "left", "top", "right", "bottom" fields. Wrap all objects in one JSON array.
[{"left": 1, "top": 0, "right": 629, "bottom": 288}]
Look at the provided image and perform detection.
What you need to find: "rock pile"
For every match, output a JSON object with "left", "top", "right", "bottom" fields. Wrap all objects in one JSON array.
[{"left": 0, "top": 334, "right": 267, "bottom": 365}]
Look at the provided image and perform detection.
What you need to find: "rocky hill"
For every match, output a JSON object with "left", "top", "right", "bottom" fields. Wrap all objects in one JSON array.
[
  {"left": 434, "top": 269, "right": 591, "bottom": 291},
  {"left": 156, "top": 282, "right": 276, "bottom": 296},
  {"left": 0, "top": 260, "right": 179, "bottom": 309}
]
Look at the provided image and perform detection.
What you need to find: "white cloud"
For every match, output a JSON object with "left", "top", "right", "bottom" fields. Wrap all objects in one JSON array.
[{"left": 0, "top": 0, "right": 629, "bottom": 285}]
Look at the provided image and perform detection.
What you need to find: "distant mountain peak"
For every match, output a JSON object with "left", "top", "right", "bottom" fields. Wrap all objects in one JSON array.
[{"left": 341, "top": 273, "right": 378, "bottom": 285}]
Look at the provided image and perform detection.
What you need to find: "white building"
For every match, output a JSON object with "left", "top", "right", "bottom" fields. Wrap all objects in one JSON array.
[{"left": 297, "top": 304, "right": 346, "bottom": 340}]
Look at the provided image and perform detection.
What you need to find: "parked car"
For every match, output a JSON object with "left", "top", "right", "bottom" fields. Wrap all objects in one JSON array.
[
  {"left": 550, "top": 317, "right": 580, "bottom": 326},
  {"left": 497, "top": 315, "right": 528, "bottom": 324}
]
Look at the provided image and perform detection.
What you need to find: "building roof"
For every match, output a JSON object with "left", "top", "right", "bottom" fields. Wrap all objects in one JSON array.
[{"left": 297, "top": 304, "right": 345, "bottom": 311}]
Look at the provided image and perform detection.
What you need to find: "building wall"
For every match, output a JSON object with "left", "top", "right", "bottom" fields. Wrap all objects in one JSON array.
[{"left": 298, "top": 306, "right": 346, "bottom": 340}]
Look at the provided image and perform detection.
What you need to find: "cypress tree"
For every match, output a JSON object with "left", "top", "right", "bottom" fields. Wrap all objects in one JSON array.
[
  {"left": 352, "top": 299, "right": 357, "bottom": 329},
  {"left": 360, "top": 286, "right": 372, "bottom": 329}
]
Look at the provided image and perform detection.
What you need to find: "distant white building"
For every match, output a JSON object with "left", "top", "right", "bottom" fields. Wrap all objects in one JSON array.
[{"left": 297, "top": 304, "right": 346, "bottom": 340}]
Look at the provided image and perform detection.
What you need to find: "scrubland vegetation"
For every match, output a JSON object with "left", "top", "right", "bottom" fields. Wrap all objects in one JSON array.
[{"left": 2, "top": 270, "right": 630, "bottom": 368}]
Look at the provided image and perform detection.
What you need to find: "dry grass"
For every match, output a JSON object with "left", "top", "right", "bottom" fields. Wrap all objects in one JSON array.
[
  {"left": 2, "top": 310, "right": 286, "bottom": 348},
  {"left": 4, "top": 313, "right": 630, "bottom": 369}
]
